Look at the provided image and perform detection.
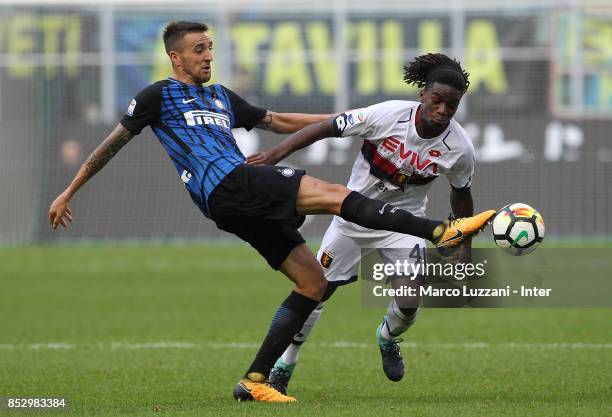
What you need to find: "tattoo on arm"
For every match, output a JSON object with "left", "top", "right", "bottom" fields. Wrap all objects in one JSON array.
[
  {"left": 255, "top": 112, "right": 273, "bottom": 131},
  {"left": 83, "top": 128, "right": 134, "bottom": 179}
]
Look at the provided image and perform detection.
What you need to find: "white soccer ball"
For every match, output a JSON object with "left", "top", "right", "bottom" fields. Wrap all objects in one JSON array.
[{"left": 492, "top": 203, "right": 545, "bottom": 256}]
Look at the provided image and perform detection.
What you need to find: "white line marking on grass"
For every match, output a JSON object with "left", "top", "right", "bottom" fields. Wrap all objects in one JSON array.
[
  {"left": 1, "top": 341, "right": 611, "bottom": 350},
  {"left": 0, "top": 344, "right": 16, "bottom": 349},
  {"left": 110, "top": 342, "right": 196, "bottom": 350},
  {"left": 27, "top": 343, "right": 76, "bottom": 350},
  {"left": 317, "top": 341, "right": 369, "bottom": 349},
  {"left": 206, "top": 342, "right": 259, "bottom": 349},
  {"left": 498, "top": 342, "right": 612, "bottom": 350},
  {"left": 423, "top": 342, "right": 490, "bottom": 349}
]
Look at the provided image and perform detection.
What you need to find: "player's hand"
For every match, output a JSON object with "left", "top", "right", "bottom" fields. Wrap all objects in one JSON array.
[
  {"left": 49, "top": 193, "right": 73, "bottom": 230},
  {"left": 247, "top": 151, "right": 277, "bottom": 166}
]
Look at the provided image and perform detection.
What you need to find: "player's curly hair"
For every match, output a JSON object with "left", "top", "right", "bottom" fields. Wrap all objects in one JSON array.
[{"left": 403, "top": 53, "right": 470, "bottom": 93}]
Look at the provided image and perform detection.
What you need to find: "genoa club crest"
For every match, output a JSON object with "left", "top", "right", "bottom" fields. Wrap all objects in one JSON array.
[{"left": 320, "top": 250, "right": 334, "bottom": 268}]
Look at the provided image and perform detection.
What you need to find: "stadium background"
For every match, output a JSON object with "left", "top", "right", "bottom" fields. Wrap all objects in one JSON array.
[{"left": 1, "top": 0, "right": 611, "bottom": 244}]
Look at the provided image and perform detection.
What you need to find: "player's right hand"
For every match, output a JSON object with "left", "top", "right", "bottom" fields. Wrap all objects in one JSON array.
[
  {"left": 49, "top": 194, "right": 73, "bottom": 230},
  {"left": 246, "top": 151, "right": 277, "bottom": 166}
]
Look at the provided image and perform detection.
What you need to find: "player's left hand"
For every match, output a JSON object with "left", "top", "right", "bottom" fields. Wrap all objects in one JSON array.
[
  {"left": 247, "top": 151, "right": 277, "bottom": 166},
  {"left": 49, "top": 194, "right": 74, "bottom": 230}
]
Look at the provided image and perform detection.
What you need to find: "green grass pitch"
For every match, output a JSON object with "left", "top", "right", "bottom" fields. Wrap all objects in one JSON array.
[{"left": 0, "top": 244, "right": 610, "bottom": 416}]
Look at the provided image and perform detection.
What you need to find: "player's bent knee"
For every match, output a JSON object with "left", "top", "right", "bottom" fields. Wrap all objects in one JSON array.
[
  {"left": 310, "top": 274, "right": 328, "bottom": 297},
  {"left": 304, "top": 263, "right": 328, "bottom": 298},
  {"left": 297, "top": 277, "right": 327, "bottom": 301}
]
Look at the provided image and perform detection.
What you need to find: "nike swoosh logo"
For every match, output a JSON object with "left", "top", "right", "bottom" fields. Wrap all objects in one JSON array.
[
  {"left": 379, "top": 203, "right": 389, "bottom": 215},
  {"left": 441, "top": 229, "right": 463, "bottom": 244},
  {"left": 511, "top": 230, "right": 529, "bottom": 247},
  {"left": 183, "top": 98, "right": 197, "bottom": 104}
]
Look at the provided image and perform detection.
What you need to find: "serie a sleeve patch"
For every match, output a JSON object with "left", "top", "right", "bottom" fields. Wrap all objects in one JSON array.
[{"left": 333, "top": 109, "right": 366, "bottom": 136}]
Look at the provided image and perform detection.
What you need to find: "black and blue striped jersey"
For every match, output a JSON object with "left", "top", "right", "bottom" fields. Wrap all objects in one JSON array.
[{"left": 120, "top": 78, "right": 266, "bottom": 217}]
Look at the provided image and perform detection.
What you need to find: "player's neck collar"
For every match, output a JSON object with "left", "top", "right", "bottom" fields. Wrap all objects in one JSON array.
[{"left": 168, "top": 77, "right": 206, "bottom": 89}]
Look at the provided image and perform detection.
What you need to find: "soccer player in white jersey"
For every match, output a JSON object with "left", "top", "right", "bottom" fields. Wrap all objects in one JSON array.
[{"left": 248, "top": 53, "right": 480, "bottom": 392}]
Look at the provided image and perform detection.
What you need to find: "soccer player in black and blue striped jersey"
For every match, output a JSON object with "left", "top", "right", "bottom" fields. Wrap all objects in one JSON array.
[{"left": 49, "top": 21, "right": 495, "bottom": 403}]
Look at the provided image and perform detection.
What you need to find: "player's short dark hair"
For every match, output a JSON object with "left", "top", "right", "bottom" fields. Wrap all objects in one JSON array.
[
  {"left": 403, "top": 53, "right": 470, "bottom": 93},
  {"left": 163, "top": 21, "right": 209, "bottom": 54}
]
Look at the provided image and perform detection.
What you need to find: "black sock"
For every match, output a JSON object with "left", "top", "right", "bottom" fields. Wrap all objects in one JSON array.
[
  {"left": 246, "top": 291, "right": 319, "bottom": 379},
  {"left": 340, "top": 191, "right": 442, "bottom": 241}
]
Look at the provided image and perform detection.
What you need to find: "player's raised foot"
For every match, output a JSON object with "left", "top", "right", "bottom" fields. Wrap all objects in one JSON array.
[
  {"left": 433, "top": 210, "right": 497, "bottom": 248},
  {"left": 268, "top": 358, "right": 296, "bottom": 395},
  {"left": 376, "top": 320, "right": 404, "bottom": 382},
  {"left": 233, "top": 372, "right": 297, "bottom": 403}
]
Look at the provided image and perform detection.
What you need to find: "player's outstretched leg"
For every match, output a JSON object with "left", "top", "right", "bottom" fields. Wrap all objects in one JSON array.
[
  {"left": 376, "top": 299, "right": 419, "bottom": 382},
  {"left": 269, "top": 303, "right": 325, "bottom": 394},
  {"left": 295, "top": 176, "right": 495, "bottom": 247}
]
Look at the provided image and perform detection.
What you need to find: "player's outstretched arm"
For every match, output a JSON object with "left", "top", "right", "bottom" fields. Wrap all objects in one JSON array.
[
  {"left": 247, "top": 117, "right": 335, "bottom": 166},
  {"left": 254, "top": 111, "right": 331, "bottom": 134},
  {"left": 48, "top": 124, "right": 134, "bottom": 230}
]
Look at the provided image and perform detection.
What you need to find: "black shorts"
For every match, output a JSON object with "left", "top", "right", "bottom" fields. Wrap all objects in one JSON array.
[{"left": 208, "top": 164, "right": 307, "bottom": 270}]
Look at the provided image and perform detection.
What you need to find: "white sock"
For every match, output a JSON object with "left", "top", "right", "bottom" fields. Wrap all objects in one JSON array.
[
  {"left": 280, "top": 344, "right": 301, "bottom": 366},
  {"left": 280, "top": 302, "right": 324, "bottom": 365},
  {"left": 380, "top": 299, "right": 419, "bottom": 341}
]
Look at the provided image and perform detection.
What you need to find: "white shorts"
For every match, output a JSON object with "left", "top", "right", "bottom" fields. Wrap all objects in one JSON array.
[{"left": 316, "top": 217, "right": 427, "bottom": 283}]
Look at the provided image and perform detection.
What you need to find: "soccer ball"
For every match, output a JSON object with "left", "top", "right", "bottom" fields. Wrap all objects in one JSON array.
[{"left": 492, "top": 203, "right": 545, "bottom": 255}]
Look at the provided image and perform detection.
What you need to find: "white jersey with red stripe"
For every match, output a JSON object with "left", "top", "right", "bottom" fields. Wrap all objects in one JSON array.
[{"left": 332, "top": 100, "right": 475, "bottom": 238}]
